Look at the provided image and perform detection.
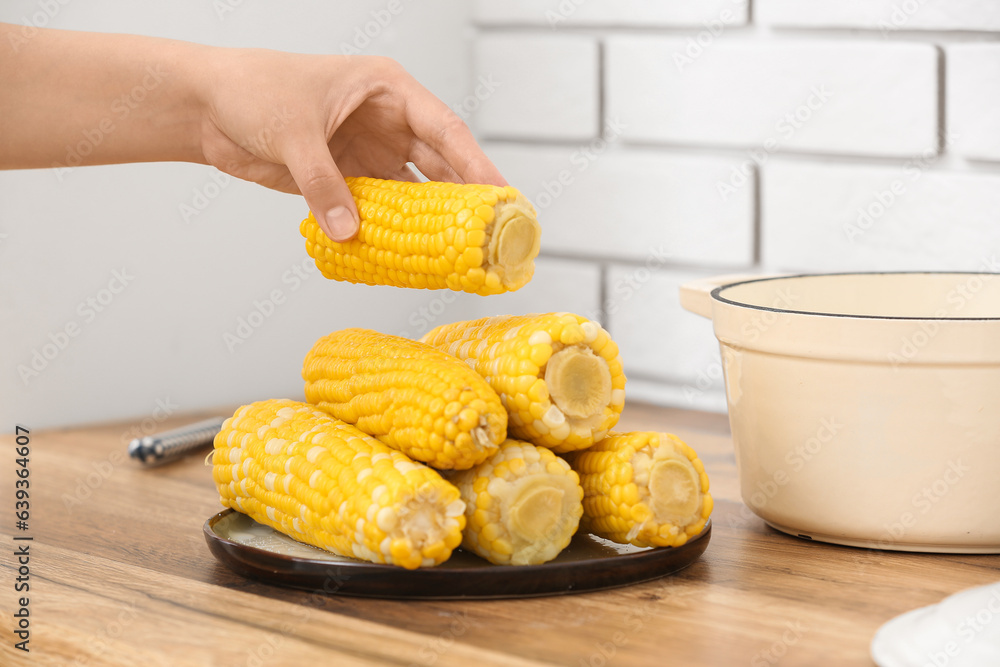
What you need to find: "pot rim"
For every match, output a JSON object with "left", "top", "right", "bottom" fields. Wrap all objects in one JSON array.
[{"left": 711, "top": 271, "right": 1000, "bottom": 322}]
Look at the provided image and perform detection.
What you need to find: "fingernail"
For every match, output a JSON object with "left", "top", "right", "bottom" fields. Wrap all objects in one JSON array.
[{"left": 324, "top": 206, "right": 357, "bottom": 242}]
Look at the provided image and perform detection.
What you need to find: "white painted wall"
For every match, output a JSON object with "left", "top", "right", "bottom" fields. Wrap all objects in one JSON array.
[{"left": 0, "top": 0, "right": 475, "bottom": 428}]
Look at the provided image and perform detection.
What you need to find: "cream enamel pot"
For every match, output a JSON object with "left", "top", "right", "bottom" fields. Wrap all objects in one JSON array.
[{"left": 679, "top": 272, "right": 1000, "bottom": 553}]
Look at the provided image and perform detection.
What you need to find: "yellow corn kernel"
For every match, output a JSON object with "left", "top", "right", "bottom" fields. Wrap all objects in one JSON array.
[
  {"left": 303, "top": 329, "right": 507, "bottom": 470},
  {"left": 301, "top": 177, "right": 541, "bottom": 296},
  {"left": 212, "top": 400, "right": 465, "bottom": 569},
  {"left": 421, "top": 313, "right": 627, "bottom": 452},
  {"left": 564, "top": 431, "right": 712, "bottom": 548}
]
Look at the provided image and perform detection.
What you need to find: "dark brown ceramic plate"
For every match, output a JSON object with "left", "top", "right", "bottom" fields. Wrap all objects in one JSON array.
[{"left": 204, "top": 509, "right": 711, "bottom": 599}]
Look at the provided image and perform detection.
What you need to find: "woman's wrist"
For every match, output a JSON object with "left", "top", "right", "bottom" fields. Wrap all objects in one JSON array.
[{"left": 145, "top": 36, "right": 213, "bottom": 166}]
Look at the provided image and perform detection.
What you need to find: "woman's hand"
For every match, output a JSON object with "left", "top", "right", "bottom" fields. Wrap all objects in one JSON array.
[
  {"left": 198, "top": 51, "right": 506, "bottom": 241},
  {"left": 0, "top": 24, "right": 506, "bottom": 242}
]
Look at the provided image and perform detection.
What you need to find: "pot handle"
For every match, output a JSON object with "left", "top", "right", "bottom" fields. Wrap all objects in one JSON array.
[{"left": 679, "top": 273, "right": 785, "bottom": 320}]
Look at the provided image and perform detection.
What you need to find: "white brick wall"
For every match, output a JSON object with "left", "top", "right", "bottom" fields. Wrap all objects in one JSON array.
[
  {"left": 393, "top": 258, "right": 602, "bottom": 340},
  {"left": 474, "top": 0, "right": 749, "bottom": 28},
  {"left": 763, "top": 161, "right": 1000, "bottom": 272},
  {"left": 464, "top": 4, "right": 1000, "bottom": 414},
  {"left": 472, "top": 34, "right": 598, "bottom": 140},
  {"left": 483, "top": 144, "right": 754, "bottom": 266},
  {"left": 757, "top": 0, "right": 1000, "bottom": 33},
  {"left": 605, "top": 267, "right": 726, "bottom": 411},
  {"left": 606, "top": 38, "right": 938, "bottom": 157},
  {"left": 947, "top": 45, "right": 1000, "bottom": 161}
]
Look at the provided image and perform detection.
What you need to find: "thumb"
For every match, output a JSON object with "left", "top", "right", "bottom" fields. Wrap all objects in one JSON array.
[{"left": 284, "top": 138, "right": 359, "bottom": 242}]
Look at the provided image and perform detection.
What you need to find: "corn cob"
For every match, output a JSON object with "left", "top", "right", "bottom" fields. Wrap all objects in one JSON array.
[
  {"left": 420, "top": 313, "right": 626, "bottom": 452},
  {"left": 565, "top": 431, "right": 712, "bottom": 548},
  {"left": 302, "top": 329, "right": 507, "bottom": 470},
  {"left": 212, "top": 399, "right": 465, "bottom": 569},
  {"left": 300, "top": 177, "right": 541, "bottom": 296},
  {"left": 448, "top": 439, "right": 583, "bottom": 565}
]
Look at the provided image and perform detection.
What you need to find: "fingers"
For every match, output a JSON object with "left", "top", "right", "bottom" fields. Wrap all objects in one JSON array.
[
  {"left": 400, "top": 78, "right": 507, "bottom": 186},
  {"left": 282, "top": 136, "right": 359, "bottom": 242}
]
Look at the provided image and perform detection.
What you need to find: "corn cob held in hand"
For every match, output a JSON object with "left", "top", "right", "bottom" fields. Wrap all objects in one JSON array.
[
  {"left": 421, "top": 313, "right": 626, "bottom": 452},
  {"left": 448, "top": 439, "right": 583, "bottom": 565},
  {"left": 301, "top": 177, "right": 541, "bottom": 295},
  {"left": 212, "top": 400, "right": 465, "bottom": 569},
  {"left": 303, "top": 329, "right": 507, "bottom": 470},
  {"left": 565, "top": 432, "right": 712, "bottom": 548}
]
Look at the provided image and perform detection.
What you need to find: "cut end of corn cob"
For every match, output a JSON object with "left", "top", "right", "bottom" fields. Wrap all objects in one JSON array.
[
  {"left": 303, "top": 329, "right": 507, "bottom": 470},
  {"left": 567, "top": 431, "right": 712, "bottom": 548},
  {"left": 421, "top": 313, "right": 626, "bottom": 452},
  {"left": 544, "top": 345, "right": 612, "bottom": 419},
  {"left": 644, "top": 452, "right": 702, "bottom": 522},
  {"left": 212, "top": 399, "right": 465, "bottom": 569},
  {"left": 300, "top": 177, "right": 541, "bottom": 295},
  {"left": 449, "top": 439, "right": 584, "bottom": 566},
  {"left": 488, "top": 198, "right": 539, "bottom": 288}
]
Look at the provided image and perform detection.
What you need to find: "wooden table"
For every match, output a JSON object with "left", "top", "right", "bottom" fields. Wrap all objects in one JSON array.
[{"left": 3, "top": 404, "right": 998, "bottom": 666}]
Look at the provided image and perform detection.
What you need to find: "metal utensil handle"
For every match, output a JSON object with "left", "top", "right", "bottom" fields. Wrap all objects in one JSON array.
[{"left": 128, "top": 417, "right": 227, "bottom": 465}]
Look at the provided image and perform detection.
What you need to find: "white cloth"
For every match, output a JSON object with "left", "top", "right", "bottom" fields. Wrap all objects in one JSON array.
[{"left": 871, "top": 581, "right": 1000, "bottom": 667}]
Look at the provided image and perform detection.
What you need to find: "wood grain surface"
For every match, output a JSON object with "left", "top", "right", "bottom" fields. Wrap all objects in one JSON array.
[{"left": 2, "top": 403, "right": 998, "bottom": 666}]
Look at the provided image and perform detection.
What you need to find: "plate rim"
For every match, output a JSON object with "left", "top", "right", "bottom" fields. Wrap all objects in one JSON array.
[{"left": 203, "top": 508, "right": 712, "bottom": 598}]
